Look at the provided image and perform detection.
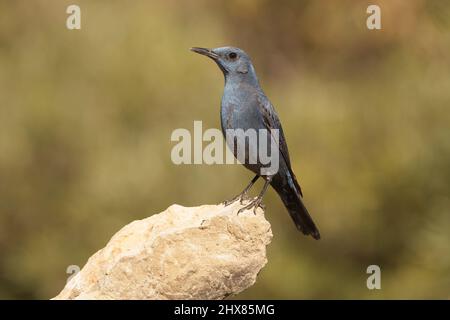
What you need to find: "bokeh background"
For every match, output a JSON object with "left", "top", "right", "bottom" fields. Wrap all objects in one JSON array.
[{"left": 0, "top": 0, "right": 449, "bottom": 299}]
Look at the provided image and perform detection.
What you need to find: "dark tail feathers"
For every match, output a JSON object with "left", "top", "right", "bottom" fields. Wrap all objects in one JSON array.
[{"left": 273, "top": 180, "right": 321, "bottom": 240}]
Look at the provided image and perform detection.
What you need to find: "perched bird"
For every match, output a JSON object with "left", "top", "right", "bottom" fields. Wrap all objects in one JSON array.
[{"left": 191, "top": 46, "right": 320, "bottom": 240}]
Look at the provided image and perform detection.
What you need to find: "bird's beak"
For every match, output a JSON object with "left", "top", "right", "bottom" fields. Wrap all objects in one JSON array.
[{"left": 190, "top": 47, "right": 219, "bottom": 60}]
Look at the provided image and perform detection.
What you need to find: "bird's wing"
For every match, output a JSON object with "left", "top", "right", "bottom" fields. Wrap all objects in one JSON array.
[{"left": 257, "top": 95, "right": 304, "bottom": 197}]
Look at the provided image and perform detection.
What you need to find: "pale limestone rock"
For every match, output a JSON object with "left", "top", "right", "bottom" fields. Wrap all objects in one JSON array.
[{"left": 53, "top": 200, "right": 272, "bottom": 300}]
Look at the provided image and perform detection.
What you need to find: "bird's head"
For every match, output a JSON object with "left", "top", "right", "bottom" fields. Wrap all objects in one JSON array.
[{"left": 190, "top": 46, "right": 257, "bottom": 82}]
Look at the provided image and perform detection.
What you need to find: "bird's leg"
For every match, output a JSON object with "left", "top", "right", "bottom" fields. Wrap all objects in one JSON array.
[
  {"left": 238, "top": 176, "right": 272, "bottom": 215},
  {"left": 222, "top": 175, "right": 259, "bottom": 206}
]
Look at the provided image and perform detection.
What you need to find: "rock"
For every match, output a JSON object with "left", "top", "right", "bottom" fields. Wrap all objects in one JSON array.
[{"left": 53, "top": 200, "right": 273, "bottom": 300}]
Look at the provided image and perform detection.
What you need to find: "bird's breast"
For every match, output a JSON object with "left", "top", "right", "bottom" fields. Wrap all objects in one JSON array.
[
  {"left": 220, "top": 101, "right": 237, "bottom": 133},
  {"left": 221, "top": 89, "right": 258, "bottom": 130}
]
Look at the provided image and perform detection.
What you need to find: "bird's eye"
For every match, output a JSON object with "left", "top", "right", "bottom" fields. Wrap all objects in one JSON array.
[{"left": 228, "top": 52, "right": 237, "bottom": 60}]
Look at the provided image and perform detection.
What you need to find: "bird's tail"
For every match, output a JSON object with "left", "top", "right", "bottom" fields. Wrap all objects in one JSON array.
[{"left": 272, "top": 173, "right": 321, "bottom": 240}]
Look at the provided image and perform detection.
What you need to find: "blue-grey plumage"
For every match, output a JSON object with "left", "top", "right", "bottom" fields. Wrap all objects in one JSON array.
[{"left": 191, "top": 46, "right": 320, "bottom": 240}]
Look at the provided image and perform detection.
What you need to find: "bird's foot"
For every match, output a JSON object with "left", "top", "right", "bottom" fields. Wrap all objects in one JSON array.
[
  {"left": 222, "top": 195, "right": 239, "bottom": 207},
  {"left": 222, "top": 192, "right": 250, "bottom": 207},
  {"left": 239, "top": 193, "right": 252, "bottom": 205},
  {"left": 237, "top": 198, "right": 264, "bottom": 215}
]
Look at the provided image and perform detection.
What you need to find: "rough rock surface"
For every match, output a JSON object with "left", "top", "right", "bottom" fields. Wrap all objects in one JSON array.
[{"left": 53, "top": 200, "right": 272, "bottom": 300}]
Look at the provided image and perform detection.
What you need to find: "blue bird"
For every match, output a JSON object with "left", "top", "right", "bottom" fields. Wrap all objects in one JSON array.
[{"left": 191, "top": 46, "right": 320, "bottom": 240}]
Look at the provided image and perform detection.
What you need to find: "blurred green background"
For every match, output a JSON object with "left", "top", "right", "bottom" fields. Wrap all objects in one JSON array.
[{"left": 0, "top": 0, "right": 449, "bottom": 299}]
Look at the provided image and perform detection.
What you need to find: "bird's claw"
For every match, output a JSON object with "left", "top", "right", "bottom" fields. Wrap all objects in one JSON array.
[
  {"left": 222, "top": 195, "right": 240, "bottom": 207},
  {"left": 223, "top": 192, "right": 250, "bottom": 207},
  {"left": 222, "top": 198, "right": 236, "bottom": 207},
  {"left": 239, "top": 193, "right": 252, "bottom": 205},
  {"left": 237, "top": 199, "right": 264, "bottom": 215}
]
